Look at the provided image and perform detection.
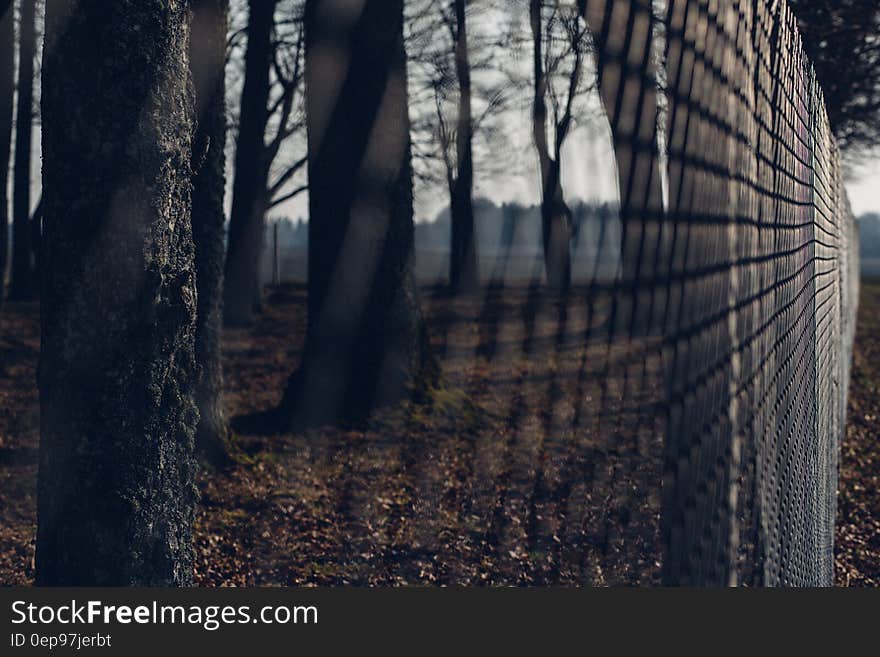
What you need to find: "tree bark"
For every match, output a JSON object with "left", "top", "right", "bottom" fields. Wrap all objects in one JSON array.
[
  {"left": 0, "top": 0, "right": 13, "bottom": 305},
  {"left": 9, "top": 0, "right": 35, "bottom": 301},
  {"left": 529, "top": 0, "right": 572, "bottom": 294},
  {"left": 279, "top": 0, "right": 436, "bottom": 427},
  {"left": 37, "top": 0, "right": 198, "bottom": 585},
  {"left": 541, "top": 167, "right": 572, "bottom": 293},
  {"left": 29, "top": 195, "right": 42, "bottom": 293},
  {"left": 449, "top": 0, "right": 478, "bottom": 294},
  {"left": 223, "top": 0, "right": 276, "bottom": 326},
  {"left": 191, "top": 0, "right": 232, "bottom": 465}
]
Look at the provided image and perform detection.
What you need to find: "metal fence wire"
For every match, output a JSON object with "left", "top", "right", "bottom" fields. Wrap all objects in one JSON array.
[
  {"left": 579, "top": 0, "right": 857, "bottom": 585},
  {"left": 238, "top": 0, "right": 857, "bottom": 588}
]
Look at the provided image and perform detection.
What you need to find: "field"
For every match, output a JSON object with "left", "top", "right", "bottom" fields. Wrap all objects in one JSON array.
[{"left": 0, "top": 280, "right": 878, "bottom": 586}]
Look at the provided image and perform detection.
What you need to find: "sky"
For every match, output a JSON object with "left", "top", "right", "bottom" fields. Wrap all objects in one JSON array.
[
  {"left": 266, "top": 1, "right": 880, "bottom": 226},
  {"left": 271, "top": 125, "right": 880, "bottom": 224},
  {"left": 847, "top": 158, "right": 880, "bottom": 217},
  {"left": 19, "top": 106, "right": 880, "bottom": 231},
  {"left": 13, "top": 2, "right": 880, "bottom": 230}
]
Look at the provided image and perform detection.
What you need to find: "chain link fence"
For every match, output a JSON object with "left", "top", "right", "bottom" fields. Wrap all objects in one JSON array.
[
  {"left": 233, "top": 0, "right": 857, "bottom": 587},
  {"left": 581, "top": 0, "right": 857, "bottom": 585}
]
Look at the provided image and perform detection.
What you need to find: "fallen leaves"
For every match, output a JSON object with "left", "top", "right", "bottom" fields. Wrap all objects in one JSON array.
[{"left": 0, "top": 282, "right": 876, "bottom": 586}]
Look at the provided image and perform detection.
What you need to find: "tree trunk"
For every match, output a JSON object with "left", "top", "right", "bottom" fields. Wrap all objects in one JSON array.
[
  {"left": 0, "top": 0, "right": 13, "bottom": 305},
  {"left": 579, "top": 0, "right": 662, "bottom": 325},
  {"left": 529, "top": 0, "right": 572, "bottom": 294},
  {"left": 279, "top": 0, "right": 436, "bottom": 427},
  {"left": 223, "top": 0, "right": 275, "bottom": 326},
  {"left": 37, "top": 0, "right": 197, "bottom": 585},
  {"left": 9, "top": 0, "right": 35, "bottom": 301},
  {"left": 29, "top": 195, "right": 42, "bottom": 294},
  {"left": 191, "top": 0, "right": 231, "bottom": 465},
  {"left": 449, "top": 0, "right": 478, "bottom": 294},
  {"left": 542, "top": 164, "right": 572, "bottom": 293}
]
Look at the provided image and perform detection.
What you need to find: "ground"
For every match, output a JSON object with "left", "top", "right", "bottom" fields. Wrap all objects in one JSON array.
[
  {"left": 0, "top": 282, "right": 877, "bottom": 586},
  {"left": 834, "top": 280, "right": 880, "bottom": 586}
]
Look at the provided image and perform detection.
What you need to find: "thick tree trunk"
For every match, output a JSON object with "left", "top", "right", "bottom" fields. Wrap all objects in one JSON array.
[
  {"left": 279, "top": 0, "right": 436, "bottom": 427},
  {"left": 9, "top": 0, "right": 35, "bottom": 301},
  {"left": 449, "top": 0, "right": 478, "bottom": 294},
  {"left": 0, "top": 0, "right": 13, "bottom": 305},
  {"left": 191, "top": 0, "right": 232, "bottom": 465},
  {"left": 579, "top": 0, "right": 662, "bottom": 325},
  {"left": 529, "top": 0, "right": 572, "bottom": 294},
  {"left": 37, "top": 0, "right": 197, "bottom": 585},
  {"left": 223, "top": 0, "right": 275, "bottom": 326}
]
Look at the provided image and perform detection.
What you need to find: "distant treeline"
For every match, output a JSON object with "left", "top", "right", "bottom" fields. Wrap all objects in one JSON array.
[
  {"left": 858, "top": 213, "right": 880, "bottom": 256},
  {"left": 269, "top": 199, "right": 621, "bottom": 255},
  {"left": 263, "top": 199, "right": 624, "bottom": 285},
  {"left": 858, "top": 213, "right": 880, "bottom": 274}
]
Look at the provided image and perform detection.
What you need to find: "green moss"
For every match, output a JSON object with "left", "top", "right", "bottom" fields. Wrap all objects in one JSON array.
[{"left": 370, "top": 381, "right": 490, "bottom": 439}]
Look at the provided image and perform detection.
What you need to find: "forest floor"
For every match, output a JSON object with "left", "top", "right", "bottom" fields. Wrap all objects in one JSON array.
[
  {"left": 835, "top": 280, "right": 880, "bottom": 586},
  {"left": 0, "top": 281, "right": 877, "bottom": 586}
]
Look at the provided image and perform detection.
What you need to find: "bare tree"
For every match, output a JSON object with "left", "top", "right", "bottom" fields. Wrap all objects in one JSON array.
[
  {"left": 277, "top": 0, "right": 437, "bottom": 428},
  {"left": 263, "top": 1, "right": 308, "bottom": 212},
  {"left": 9, "top": 0, "right": 36, "bottom": 301},
  {"left": 529, "top": 0, "right": 593, "bottom": 293},
  {"left": 407, "top": 0, "right": 512, "bottom": 291},
  {"left": 437, "top": 0, "right": 478, "bottom": 293},
  {"left": 223, "top": 0, "right": 276, "bottom": 325},
  {"left": 451, "top": 0, "right": 478, "bottom": 290},
  {"left": 0, "top": 0, "right": 13, "bottom": 305},
  {"left": 223, "top": 0, "right": 307, "bottom": 325}
]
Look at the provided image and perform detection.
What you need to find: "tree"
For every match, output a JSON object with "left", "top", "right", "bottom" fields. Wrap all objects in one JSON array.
[
  {"left": 278, "top": 0, "right": 436, "bottom": 427},
  {"left": 191, "top": 0, "right": 232, "bottom": 465},
  {"left": 223, "top": 0, "right": 276, "bottom": 325},
  {"left": 37, "top": 0, "right": 197, "bottom": 585},
  {"left": 9, "top": 0, "right": 36, "bottom": 301},
  {"left": 224, "top": 0, "right": 307, "bottom": 325},
  {"left": 0, "top": 0, "right": 13, "bottom": 305},
  {"left": 29, "top": 193, "right": 41, "bottom": 283},
  {"left": 437, "top": 0, "right": 479, "bottom": 294},
  {"left": 788, "top": 0, "right": 880, "bottom": 153},
  {"left": 450, "top": 0, "right": 477, "bottom": 293},
  {"left": 408, "top": 0, "right": 511, "bottom": 294},
  {"left": 529, "top": 0, "right": 589, "bottom": 293},
  {"left": 225, "top": 0, "right": 308, "bottom": 216},
  {"left": 261, "top": 1, "right": 308, "bottom": 213}
]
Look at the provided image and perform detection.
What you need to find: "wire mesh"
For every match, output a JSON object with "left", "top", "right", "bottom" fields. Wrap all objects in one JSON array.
[
  {"left": 576, "top": 0, "right": 858, "bottom": 586},
  {"left": 212, "top": 0, "right": 857, "bottom": 587}
]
